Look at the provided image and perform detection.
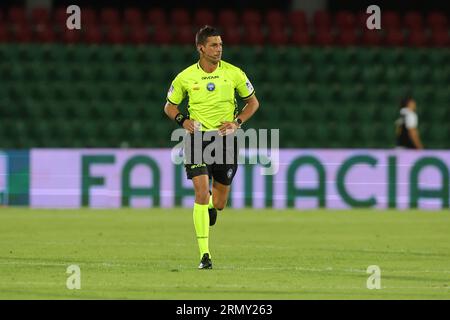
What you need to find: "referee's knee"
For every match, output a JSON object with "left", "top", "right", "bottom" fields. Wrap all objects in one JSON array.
[{"left": 194, "top": 189, "right": 210, "bottom": 205}]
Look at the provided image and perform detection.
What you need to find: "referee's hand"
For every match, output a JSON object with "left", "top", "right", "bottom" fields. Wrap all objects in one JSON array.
[
  {"left": 219, "top": 121, "right": 238, "bottom": 136},
  {"left": 182, "top": 119, "right": 198, "bottom": 134}
]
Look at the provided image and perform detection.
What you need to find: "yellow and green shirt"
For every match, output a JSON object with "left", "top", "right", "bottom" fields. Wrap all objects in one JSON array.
[{"left": 166, "top": 60, "right": 255, "bottom": 131}]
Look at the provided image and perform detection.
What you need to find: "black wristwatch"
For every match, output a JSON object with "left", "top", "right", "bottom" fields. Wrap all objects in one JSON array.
[{"left": 234, "top": 118, "right": 243, "bottom": 128}]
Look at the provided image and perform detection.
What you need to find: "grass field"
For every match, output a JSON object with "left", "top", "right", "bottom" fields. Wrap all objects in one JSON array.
[{"left": 0, "top": 208, "right": 449, "bottom": 300}]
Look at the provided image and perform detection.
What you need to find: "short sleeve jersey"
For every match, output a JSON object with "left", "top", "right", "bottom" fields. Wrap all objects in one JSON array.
[
  {"left": 166, "top": 60, "right": 255, "bottom": 131},
  {"left": 400, "top": 108, "right": 418, "bottom": 129}
]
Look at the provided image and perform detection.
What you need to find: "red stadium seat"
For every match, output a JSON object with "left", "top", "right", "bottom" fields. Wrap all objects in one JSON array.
[
  {"left": 31, "top": 7, "right": 50, "bottom": 24},
  {"left": 218, "top": 10, "right": 238, "bottom": 27},
  {"left": 0, "top": 24, "right": 8, "bottom": 42},
  {"left": 382, "top": 11, "right": 401, "bottom": 30},
  {"left": 0, "top": 10, "right": 3, "bottom": 23},
  {"left": 288, "top": 10, "right": 307, "bottom": 30},
  {"left": 404, "top": 11, "right": 423, "bottom": 31},
  {"left": 170, "top": 8, "right": 190, "bottom": 27},
  {"left": 129, "top": 24, "right": 149, "bottom": 44},
  {"left": 356, "top": 11, "right": 370, "bottom": 29},
  {"left": 12, "top": 24, "right": 32, "bottom": 42},
  {"left": 222, "top": 26, "right": 241, "bottom": 46},
  {"left": 147, "top": 8, "right": 165, "bottom": 26},
  {"left": 431, "top": 30, "right": 449, "bottom": 47},
  {"left": 315, "top": 29, "right": 335, "bottom": 46},
  {"left": 194, "top": 9, "right": 214, "bottom": 28},
  {"left": 313, "top": 11, "right": 332, "bottom": 31},
  {"left": 84, "top": 26, "right": 103, "bottom": 44},
  {"left": 362, "top": 30, "right": 382, "bottom": 46},
  {"left": 266, "top": 10, "right": 284, "bottom": 28},
  {"left": 335, "top": 11, "right": 356, "bottom": 30},
  {"left": 242, "top": 10, "right": 262, "bottom": 27},
  {"left": 34, "top": 23, "right": 55, "bottom": 43},
  {"left": 427, "top": 12, "right": 448, "bottom": 31},
  {"left": 106, "top": 26, "right": 126, "bottom": 44},
  {"left": 101, "top": 8, "right": 120, "bottom": 26},
  {"left": 268, "top": 26, "right": 288, "bottom": 46},
  {"left": 246, "top": 25, "right": 264, "bottom": 45},
  {"left": 152, "top": 25, "right": 172, "bottom": 44},
  {"left": 407, "top": 30, "right": 428, "bottom": 47},
  {"left": 175, "top": 25, "right": 194, "bottom": 45},
  {"left": 8, "top": 7, "right": 27, "bottom": 25},
  {"left": 54, "top": 7, "right": 68, "bottom": 26},
  {"left": 81, "top": 8, "right": 97, "bottom": 27},
  {"left": 290, "top": 29, "right": 310, "bottom": 46},
  {"left": 385, "top": 29, "right": 404, "bottom": 46},
  {"left": 124, "top": 8, "right": 143, "bottom": 27},
  {"left": 337, "top": 29, "right": 358, "bottom": 46},
  {"left": 61, "top": 28, "right": 81, "bottom": 44}
]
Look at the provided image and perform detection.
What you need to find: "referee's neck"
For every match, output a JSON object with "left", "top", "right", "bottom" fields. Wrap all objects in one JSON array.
[{"left": 199, "top": 58, "right": 219, "bottom": 73}]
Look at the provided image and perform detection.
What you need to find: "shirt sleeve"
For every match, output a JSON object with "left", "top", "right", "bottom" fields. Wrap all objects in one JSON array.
[
  {"left": 405, "top": 112, "right": 418, "bottom": 129},
  {"left": 235, "top": 68, "right": 255, "bottom": 99},
  {"left": 166, "top": 75, "right": 186, "bottom": 105}
]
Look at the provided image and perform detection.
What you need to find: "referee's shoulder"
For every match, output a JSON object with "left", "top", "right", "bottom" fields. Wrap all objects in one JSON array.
[
  {"left": 175, "top": 63, "right": 198, "bottom": 79},
  {"left": 220, "top": 60, "right": 243, "bottom": 72}
]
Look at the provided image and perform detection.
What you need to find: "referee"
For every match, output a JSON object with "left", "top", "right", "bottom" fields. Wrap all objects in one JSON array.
[
  {"left": 164, "top": 26, "right": 260, "bottom": 269},
  {"left": 395, "top": 96, "right": 424, "bottom": 149}
]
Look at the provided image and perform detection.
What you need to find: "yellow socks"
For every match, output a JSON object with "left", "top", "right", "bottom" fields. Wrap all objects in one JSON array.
[{"left": 193, "top": 203, "right": 210, "bottom": 259}]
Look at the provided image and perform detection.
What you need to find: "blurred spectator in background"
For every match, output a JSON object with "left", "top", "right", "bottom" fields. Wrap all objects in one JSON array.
[{"left": 395, "top": 97, "right": 424, "bottom": 150}]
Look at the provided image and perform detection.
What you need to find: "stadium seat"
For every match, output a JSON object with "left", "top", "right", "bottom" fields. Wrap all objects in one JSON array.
[
  {"left": 151, "top": 25, "right": 173, "bottom": 44},
  {"left": 170, "top": 8, "right": 190, "bottom": 27},
  {"left": 404, "top": 11, "right": 423, "bottom": 31},
  {"left": 266, "top": 10, "right": 284, "bottom": 28},
  {"left": 174, "top": 26, "right": 194, "bottom": 45},
  {"left": 314, "top": 29, "right": 335, "bottom": 46},
  {"left": 313, "top": 11, "right": 332, "bottom": 31},
  {"left": 242, "top": 10, "right": 262, "bottom": 27},
  {"left": 335, "top": 11, "right": 356, "bottom": 30},
  {"left": 31, "top": 7, "right": 50, "bottom": 24},
  {"left": 7, "top": 7, "right": 27, "bottom": 25},
  {"left": 337, "top": 29, "right": 358, "bottom": 46},
  {"left": 218, "top": 10, "right": 238, "bottom": 27},
  {"left": 222, "top": 26, "right": 241, "bottom": 45},
  {"left": 124, "top": 8, "right": 143, "bottom": 26},
  {"left": 362, "top": 30, "right": 383, "bottom": 46},
  {"left": 147, "top": 8, "right": 165, "bottom": 26},
  {"left": 431, "top": 30, "right": 449, "bottom": 47},
  {"left": 194, "top": 9, "right": 214, "bottom": 27},
  {"left": 106, "top": 26, "right": 126, "bottom": 44},
  {"left": 268, "top": 26, "right": 288, "bottom": 46},
  {"left": 84, "top": 26, "right": 103, "bottom": 44},
  {"left": 385, "top": 29, "right": 405, "bottom": 46},
  {"left": 288, "top": 10, "right": 307, "bottom": 30},
  {"left": 290, "top": 29, "right": 310, "bottom": 46},
  {"left": 407, "top": 30, "right": 428, "bottom": 47},
  {"left": 129, "top": 24, "right": 149, "bottom": 44},
  {"left": 382, "top": 11, "right": 401, "bottom": 29},
  {"left": 246, "top": 25, "right": 265, "bottom": 46},
  {"left": 427, "top": 12, "right": 448, "bottom": 31}
]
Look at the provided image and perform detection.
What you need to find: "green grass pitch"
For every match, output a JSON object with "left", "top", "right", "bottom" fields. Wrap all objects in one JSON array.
[{"left": 0, "top": 208, "right": 449, "bottom": 299}]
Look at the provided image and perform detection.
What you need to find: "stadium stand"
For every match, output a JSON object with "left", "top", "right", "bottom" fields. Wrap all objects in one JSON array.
[{"left": 0, "top": 7, "right": 448, "bottom": 149}]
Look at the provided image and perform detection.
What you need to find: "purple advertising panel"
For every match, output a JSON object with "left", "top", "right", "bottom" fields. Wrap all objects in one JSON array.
[{"left": 30, "top": 149, "right": 450, "bottom": 210}]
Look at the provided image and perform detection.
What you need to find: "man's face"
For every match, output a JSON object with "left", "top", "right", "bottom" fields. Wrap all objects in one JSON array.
[
  {"left": 199, "top": 36, "right": 222, "bottom": 63},
  {"left": 408, "top": 99, "right": 417, "bottom": 111}
]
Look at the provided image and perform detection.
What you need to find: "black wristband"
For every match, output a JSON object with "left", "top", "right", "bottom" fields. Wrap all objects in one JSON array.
[{"left": 175, "top": 113, "right": 187, "bottom": 127}]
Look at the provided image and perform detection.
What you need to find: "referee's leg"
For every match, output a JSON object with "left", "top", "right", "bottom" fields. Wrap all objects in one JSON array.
[{"left": 191, "top": 174, "right": 212, "bottom": 262}]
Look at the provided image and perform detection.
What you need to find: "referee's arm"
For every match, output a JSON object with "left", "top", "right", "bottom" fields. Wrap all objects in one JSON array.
[
  {"left": 164, "top": 102, "right": 196, "bottom": 133},
  {"left": 236, "top": 95, "right": 259, "bottom": 124}
]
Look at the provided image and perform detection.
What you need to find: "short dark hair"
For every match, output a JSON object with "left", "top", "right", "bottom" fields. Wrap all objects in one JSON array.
[
  {"left": 195, "top": 25, "right": 221, "bottom": 46},
  {"left": 400, "top": 96, "right": 413, "bottom": 109}
]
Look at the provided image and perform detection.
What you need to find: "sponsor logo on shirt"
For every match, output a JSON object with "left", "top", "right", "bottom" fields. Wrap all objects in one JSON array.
[{"left": 202, "top": 75, "right": 220, "bottom": 80}]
